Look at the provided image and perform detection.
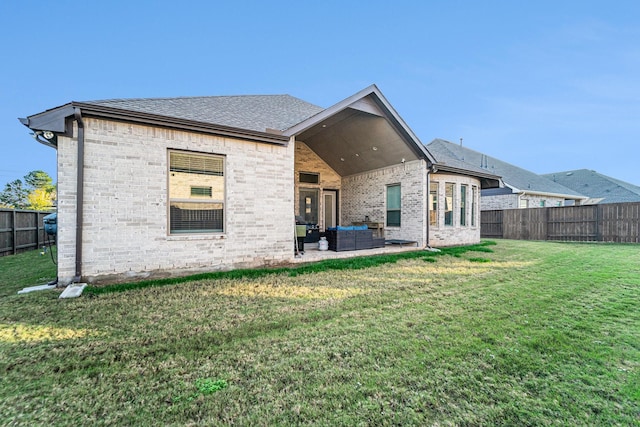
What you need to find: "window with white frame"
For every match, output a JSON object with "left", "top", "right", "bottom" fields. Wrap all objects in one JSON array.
[
  {"left": 429, "top": 182, "right": 438, "bottom": 227},
  {"left": 471, "top": 186, "right": 478, "bottom": 227},
  {"left": 460, "top": 184, "right": 468, "bottom": 226},
  {"left": 386, "top": 184, "right": 401, "bottom": 227},
  {"left": 168, "top": 151, "right": 225, "bottom": 234},
  {"left": 444, "top": 183, "right": 455, "bottom": 226}
]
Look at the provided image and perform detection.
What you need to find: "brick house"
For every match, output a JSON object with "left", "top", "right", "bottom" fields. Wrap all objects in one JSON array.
[{"left": 20, "top": 85, "right": 499, "bottom": 284}]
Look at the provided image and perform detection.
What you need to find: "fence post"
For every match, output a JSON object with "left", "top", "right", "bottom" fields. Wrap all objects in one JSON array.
[
  {"left": 545, "top": 207, "right": 550, "bottom": 240},
  {"left": 595, "top": 205, "right": 601, "bottom": 242},
  {"left": 12, "top": 210, "right": 17, "bottom": 255},
  {"left": 35, "top": 211, "right": 40, "bottom": 251}
]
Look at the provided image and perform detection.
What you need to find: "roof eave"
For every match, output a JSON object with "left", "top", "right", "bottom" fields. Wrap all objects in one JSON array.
[
  {"left": 434, "top": 163, "right": 502, "bottom": 189},
  {"left": 434, "top": 163, "right": 501, "bottom": 180},
  {"left": 515, "top": 189, "right": 587, "bottom": 200},
  {"left": 21, "top": 102, "right": 291, "bottom": 146}
]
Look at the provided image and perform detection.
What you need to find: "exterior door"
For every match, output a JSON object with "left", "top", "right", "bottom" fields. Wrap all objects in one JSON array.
[{"left": 323, "top": 190, "right": 337, "bottom": 229}]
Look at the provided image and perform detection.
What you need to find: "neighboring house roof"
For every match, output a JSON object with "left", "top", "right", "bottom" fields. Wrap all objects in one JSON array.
[
  {"left": 542, "top": 169, "right": 640, "bottom": 204},
  {"left": 426, "top": 139, "right": 585, "bottom": 199}
]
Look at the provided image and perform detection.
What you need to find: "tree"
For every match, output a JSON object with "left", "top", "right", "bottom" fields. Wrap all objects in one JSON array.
[
  {"left": 27, "top": 188, "right": 54, "bottom": 211},
  {"left": 0, "top": 179, "right": 29, "bottom": 209},
  {"left": 24, "top": 170, "right": 54, "bottom": 192},
  {"left": 0, "top": 170, "right": 56, "bottom": 210}
]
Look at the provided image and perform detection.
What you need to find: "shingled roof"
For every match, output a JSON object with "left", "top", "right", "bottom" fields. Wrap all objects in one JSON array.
[
  {"left": 426, "top": 139, "right": 584, "bottom": 199},
  {"left": 81, "top": 95, "right": 325, "bottom": 133},
  {"left": 542, "top": 169, "right": 640, "bottom": 204}
]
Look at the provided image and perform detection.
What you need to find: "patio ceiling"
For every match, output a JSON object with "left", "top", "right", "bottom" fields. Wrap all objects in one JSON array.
[{"left": 295, "top": 107, "right": 422, "bottom": 177}]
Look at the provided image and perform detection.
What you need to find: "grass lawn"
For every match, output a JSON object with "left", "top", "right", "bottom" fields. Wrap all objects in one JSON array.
[{"left": 0, "top": 240, "right": 638, "bottom": 425}]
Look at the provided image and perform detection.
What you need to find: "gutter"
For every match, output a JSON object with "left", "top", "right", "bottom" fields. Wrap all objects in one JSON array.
[{"left": 73, "top": 108, "right": 84, "bottom": 282}]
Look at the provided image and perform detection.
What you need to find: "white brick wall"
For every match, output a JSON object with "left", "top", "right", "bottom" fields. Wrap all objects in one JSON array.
[
  {"left": 342, "top": 160, "right": 428, "bottom": 246},
  {"left": 56, "top": 118, "right": 295, "bottom": 284},
  {"left": 429, "top": 173, "right": 481, "bottom": 247}
]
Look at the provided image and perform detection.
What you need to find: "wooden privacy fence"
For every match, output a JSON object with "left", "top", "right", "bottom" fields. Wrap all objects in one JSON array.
[
  {"left": 0, "top": 209, "right": 54, "bottom": 256},
  {"left": 481, "top": 202, "right": 640, "bottom": 243}
]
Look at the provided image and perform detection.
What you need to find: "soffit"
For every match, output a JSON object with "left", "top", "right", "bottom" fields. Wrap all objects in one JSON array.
[{"left": 296, "top": 107, "right": 420, "bottom": 177}]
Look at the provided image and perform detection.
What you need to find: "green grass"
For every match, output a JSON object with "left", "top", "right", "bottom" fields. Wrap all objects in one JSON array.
[
  {"left": 0, "top": 247, "right": 57, "bottom": 291},
  {"left": 84, "top": 242, "right": 490, "bottom": 295},
  {"left": 1, "top": 240, "right": 639, "bottom": 425}
]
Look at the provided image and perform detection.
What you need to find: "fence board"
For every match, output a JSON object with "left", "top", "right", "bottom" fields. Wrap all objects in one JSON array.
[
  {"left": 0, "top": 209, "right": 53, "bottom": 256},
  {"left": 480, "top": 210, "right": 503, "bottom": 238},
  {"left": 481, "top": 202, "right": 640, "bottom": 243}
]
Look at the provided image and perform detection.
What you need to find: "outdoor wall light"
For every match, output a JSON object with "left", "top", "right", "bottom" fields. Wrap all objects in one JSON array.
[
  {"left": 43, "top": 131, "right": 55, "bottom": 140},
  {"left": 372, "top": 146, "right": 378, "bottom": 151}
]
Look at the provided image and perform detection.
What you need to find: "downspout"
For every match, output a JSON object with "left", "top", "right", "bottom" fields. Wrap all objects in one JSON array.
[
  {"left": 73, "top": 108, "right": 84, "bottom": 282},
  {"left": 426, "top": 165, "right": 430, "bottom": 248}
]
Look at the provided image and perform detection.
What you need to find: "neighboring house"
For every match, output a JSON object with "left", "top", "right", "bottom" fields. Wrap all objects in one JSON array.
[
  {"left": 426, "top": 139, "right": 585, "bottom": 210},
  {"left": 542, "top": 169, "right": 640, "bottom": 204},
  {"left": 20, "top": 85, "right": 498, "bottom": 285}
]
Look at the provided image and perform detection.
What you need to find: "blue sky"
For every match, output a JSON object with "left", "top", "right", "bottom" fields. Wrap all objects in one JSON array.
[{"left": 1, "top": 1, "right": 639, "bottom": 189}]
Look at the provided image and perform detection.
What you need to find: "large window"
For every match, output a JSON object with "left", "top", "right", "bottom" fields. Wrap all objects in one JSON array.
[
  {"left": 169, "top": 151, "right": 224, "bottom": 234},
  {"left": 444, "top": 183, "right": 455, "bottom": 226},
  {"left": 429, "top": 182, "right": 438, "bottom": 226},
  {"left": 460, "top": 184, "right": 468, "bottom": 226},
  {"left": 386, "top": 184, "right": 401, "bottom": 227}
]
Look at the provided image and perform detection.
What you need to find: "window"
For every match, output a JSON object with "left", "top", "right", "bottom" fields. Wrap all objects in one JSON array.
[
  {"left": 471, "top": 186, "right": 477, "bottom": 227},
  {"left": 444, "top": 183, "right": 455, "bottom": 226},
  {"left": 299, "top": 172, "right": 319, "bottom": 184},
  {"left": 299, "top": 188, "right": 319, "bottom": 224},
  {"left": 540, "top": 200, "right": 546, "bottom": 207},
  {"left": 429, "top": 182, "right": 438, "bottom": 226},
  {"left": 169, "top": 151, "right": 224, "bottom": 234},
  {"left": 191, "top": 186, "right": 212, "bottom": 197},
  {"left": 460, "top": 185, "right": 468, "bottom": 226},
  {"left": 386, "top": 184, "right": 401, "bottom": 227}
]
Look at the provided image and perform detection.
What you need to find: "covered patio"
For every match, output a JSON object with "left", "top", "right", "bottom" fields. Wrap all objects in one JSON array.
[{"left": 285, "top": 85, "right": 436, "bottom": 248}]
